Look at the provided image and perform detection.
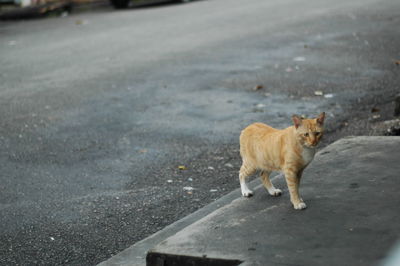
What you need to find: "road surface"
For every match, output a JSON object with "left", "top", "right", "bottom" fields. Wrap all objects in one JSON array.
[{"left": 0, "top": 0, "right": 399, "bottom": 264}]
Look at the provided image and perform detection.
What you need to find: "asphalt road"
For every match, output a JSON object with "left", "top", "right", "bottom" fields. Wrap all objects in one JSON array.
[{"left": 1, "top": 0, "right": 399, "bottom": 265}]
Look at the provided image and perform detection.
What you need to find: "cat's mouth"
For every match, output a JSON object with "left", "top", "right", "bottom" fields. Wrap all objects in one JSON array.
[{"left": 305, "top": 143, "right": 318, "bottom": 148}]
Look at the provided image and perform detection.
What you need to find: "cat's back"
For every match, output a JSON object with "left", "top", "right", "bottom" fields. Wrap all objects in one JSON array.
[
  {"left": 240, "top": 122, "right": 279, "bottom": 139},
  {"left": 240, "top": 123, "right": 281, "bottom": 149},
  {"left": 240, "top": 123, "right": 282, "bottom": 165}
]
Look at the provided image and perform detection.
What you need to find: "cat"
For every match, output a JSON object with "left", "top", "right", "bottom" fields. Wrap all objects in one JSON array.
[{"left": 239, "top": 112, "right": 325, "bottom": 210}]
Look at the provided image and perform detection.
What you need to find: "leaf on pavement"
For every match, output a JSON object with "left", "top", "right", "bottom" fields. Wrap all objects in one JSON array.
[{"left": 252, "top": 85, "right": 264, "bottom": 91}]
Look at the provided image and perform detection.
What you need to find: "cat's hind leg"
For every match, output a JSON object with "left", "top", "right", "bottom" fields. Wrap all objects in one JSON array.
[
  {"left": 239, "top": 163, "right": 255, "bottom": 197},
  {"left": 260, "top": 171, "right": 282, "bottom": 196}
]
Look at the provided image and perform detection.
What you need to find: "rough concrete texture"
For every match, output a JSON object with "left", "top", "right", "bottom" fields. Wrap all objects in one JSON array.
[{"left": 147, "top": 137, "right": 400, "bottom": 266}]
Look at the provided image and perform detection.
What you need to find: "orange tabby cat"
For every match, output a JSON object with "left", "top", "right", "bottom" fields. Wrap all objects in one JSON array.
[{"left": 239, "top": 112, "right": 325, "bottom": 210}]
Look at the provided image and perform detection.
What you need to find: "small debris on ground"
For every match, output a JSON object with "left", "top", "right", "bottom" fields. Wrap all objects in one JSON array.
[
  {"left": 324, "top": 93, "right": 334, "bottom": 99},
  {"left": 385, "top": 125, "right": 400, "bottom": 136},
  {"left": 178, "top": 165, "right": 187, "bottom": 170},
  {"left": 224, "top": 163, "right": 234, "bottom": 168},
  {"left": 255, "top": 103, "right": 266, "bottom": 108},
  {"left": 183, "top": 186, "right": 194, "bottom": 191},
  {"left": 252, "top": 85, "right": 263, "bottom": 91},
  {"left": 210, "top": 189, "right": 218, "bottom": 193},
  {"left": 207, "top": 166, "right": 215, "bottom": 170},
  {"left": 314, "top": 90, "right": 324, "bottom": 96},
  {"left": 75, "top": 20, "right": 88, "bottom": 26},
  {"left": 293, "top": 56, "right": 306, "bottom": 62}
]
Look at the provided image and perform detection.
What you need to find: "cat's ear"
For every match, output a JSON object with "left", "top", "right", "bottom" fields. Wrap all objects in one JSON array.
[
  {"left": 292, "top": 115, "right": 302, "bottom": 129},
  {"left": 316, "top": 112, "right": 325, "bottom": 125}
]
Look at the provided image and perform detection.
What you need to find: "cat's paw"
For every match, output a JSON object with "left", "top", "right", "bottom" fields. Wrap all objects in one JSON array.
[
  {"left": 268, "top": 188, "right": 282, "bottom": 197},
  {"left": 293, "top": 202, "right": 307, "bottom": 210},
  {"left": 241, "top": 189, "right": 254, "bottom": 197}
]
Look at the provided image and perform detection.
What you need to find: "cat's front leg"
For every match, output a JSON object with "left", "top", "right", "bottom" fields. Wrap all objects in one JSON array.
[{"left": 284, "top": 168, "right": 306, "bottom": 210}]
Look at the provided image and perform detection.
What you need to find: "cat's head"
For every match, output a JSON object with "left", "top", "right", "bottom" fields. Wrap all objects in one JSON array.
[{"left": 292, "top": 112, "right": 325, "bottom": 148}]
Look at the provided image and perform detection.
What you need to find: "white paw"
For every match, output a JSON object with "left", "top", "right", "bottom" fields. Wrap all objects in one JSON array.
[
  {"left": 268, "top": 188, "right": 282, "bottom": 197},
  {"left": 241, "top": 189, "right": 254, "bottom": 197},
  {"left": 293, "top": 202, "right": 307, "bottom": 210}
]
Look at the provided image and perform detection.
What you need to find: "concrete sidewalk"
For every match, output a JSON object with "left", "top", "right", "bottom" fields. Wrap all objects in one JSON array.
[{"left": 101, "top": 136, "right": 400, "bottom": 266}]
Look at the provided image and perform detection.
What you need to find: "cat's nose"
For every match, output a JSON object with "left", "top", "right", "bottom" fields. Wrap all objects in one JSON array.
[{"left": 310, "top": 141, "right": 317, "bottom": 146}]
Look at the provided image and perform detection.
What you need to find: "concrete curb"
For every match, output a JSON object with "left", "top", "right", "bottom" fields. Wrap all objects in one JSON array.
[{"left": 98, "top": 178, "right": 269, "bottom": 266}]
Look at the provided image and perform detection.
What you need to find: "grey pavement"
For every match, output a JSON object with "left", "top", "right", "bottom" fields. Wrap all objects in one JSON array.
[
  {"left": 1, "top": 0, "right": 400, "bottom": 264},
  {"left": 140, "top": 137, "right": 400, "bottom": 266}
]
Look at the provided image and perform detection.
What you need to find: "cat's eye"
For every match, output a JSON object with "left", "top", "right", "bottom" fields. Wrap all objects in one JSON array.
[
  {"left": 304, "top": 133, "right": 309, "bottom": 137},
  {"left": 315, "top": 132, "right": 321, "bottom": 136}
]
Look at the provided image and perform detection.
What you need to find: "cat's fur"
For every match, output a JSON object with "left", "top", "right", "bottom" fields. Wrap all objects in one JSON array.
[{"left": 239, "top": 112, "right": 325, "bottom": 210}]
